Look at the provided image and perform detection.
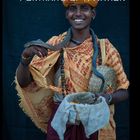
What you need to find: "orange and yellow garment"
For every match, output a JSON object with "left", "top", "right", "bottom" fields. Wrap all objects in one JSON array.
[{"left": 15, "top": 32, "right": 129, "bottom": 140}]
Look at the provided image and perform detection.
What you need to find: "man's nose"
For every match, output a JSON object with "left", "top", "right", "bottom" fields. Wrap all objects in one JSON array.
[{"left": 75, "top": 8, "right": 82, "bottom": 16}]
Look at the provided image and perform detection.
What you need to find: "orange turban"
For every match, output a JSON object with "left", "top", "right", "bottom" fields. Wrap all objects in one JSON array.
[{"left": 63, "top": 0, "right": 99, "bottom": 8}]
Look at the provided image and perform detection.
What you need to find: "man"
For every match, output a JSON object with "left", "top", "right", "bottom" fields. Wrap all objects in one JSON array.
[{"left": 15, "top": 0, "right": 129, "bottom": 140}]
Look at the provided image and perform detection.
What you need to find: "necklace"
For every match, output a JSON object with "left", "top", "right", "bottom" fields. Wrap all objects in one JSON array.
[{"left": 70, "top": 38, "right": 83, "bottom": 45}]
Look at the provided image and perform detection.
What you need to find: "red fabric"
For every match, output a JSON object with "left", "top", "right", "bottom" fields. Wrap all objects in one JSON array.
[{"left": 46, "top": 103, "right": 98, "bottom": 140}]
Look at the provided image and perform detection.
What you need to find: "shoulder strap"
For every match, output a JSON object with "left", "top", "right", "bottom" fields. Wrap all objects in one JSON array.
[{"left": 99, "top": 39, "right": 106, "bottom": 65}]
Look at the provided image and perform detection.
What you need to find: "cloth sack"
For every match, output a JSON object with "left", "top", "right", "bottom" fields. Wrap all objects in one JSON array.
[
  {"left": 51, "top": 92, "right": 110, "bottom": 140},
  {"left": 89, "top": 65, "right": 117, "bottom": 93}
]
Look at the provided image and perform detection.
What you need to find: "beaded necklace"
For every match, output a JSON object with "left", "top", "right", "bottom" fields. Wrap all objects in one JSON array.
[
  {"left": 70, "top": 38, "right": 83, "bottom": 45},
  {"left": 60, "top": 49, "right": 68, "bottom": 97}
]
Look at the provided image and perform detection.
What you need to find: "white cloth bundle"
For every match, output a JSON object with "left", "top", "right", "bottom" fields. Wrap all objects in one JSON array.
[{"left": 51, "top": 92, "right": 110, "bottom": 140}]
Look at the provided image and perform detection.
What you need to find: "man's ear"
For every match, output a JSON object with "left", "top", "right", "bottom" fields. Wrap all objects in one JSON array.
[{"left": 92, "top": 9, "right": 96, "bottom": 20}]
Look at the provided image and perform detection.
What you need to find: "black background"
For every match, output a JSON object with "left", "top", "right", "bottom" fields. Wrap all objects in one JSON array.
[{"left": 2, "top": 0, "right": 132, "bottom": 140}]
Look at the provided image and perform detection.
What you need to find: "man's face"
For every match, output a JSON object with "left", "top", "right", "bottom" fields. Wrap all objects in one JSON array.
[{"left": 66, "top": 4, "right": 95, "bottom": 30}]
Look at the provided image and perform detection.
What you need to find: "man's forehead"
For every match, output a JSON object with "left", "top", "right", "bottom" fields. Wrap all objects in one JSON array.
[{"left": 68, "top": 3, "right": 91, "bottom": 7}]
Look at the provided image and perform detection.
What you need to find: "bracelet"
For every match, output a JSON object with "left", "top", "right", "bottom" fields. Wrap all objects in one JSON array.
[
  {"left": 108, "top": 94, "right": 112, "bottom": 105},
  {"left": 21, "top": 55, "right": 32, "bottom": 60},
  {"left": 20, "top": 55, "right": 33, "bottom": 67},
  {"left": 20, "top": 59, "right": 29, "bottom": 67}
]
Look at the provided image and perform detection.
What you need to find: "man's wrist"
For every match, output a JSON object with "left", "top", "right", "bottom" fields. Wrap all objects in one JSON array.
[
  {"left": 20, "top": 55, "right": 33, "bottom": 67},
  {"left": 108, "top": 94, "right": 113, "bottom": 105}
]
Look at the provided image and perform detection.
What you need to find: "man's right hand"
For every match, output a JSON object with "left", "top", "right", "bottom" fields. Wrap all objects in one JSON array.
[
  {"left": 17, "top": 45, "right": 48, "bottom": 87},
  {"left": 22, "top": 45, "right": 48, "bottom": 59}
]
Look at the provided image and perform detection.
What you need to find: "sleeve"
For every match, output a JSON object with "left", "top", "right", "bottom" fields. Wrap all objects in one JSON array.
[{"left": 104, "top": 39, "right": 129, "bottom": 90}]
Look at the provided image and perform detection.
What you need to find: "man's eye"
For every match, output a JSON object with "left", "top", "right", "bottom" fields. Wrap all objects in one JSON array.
[
  {"left": 68, "top": 6, "right": 77, "bottom": 12},
  {"left": 80, "top": 5, "right": 91, "bottom": 11}
]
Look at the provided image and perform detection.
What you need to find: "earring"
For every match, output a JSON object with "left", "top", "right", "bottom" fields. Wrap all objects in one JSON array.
[
  {"left": 92, "top": 9, "right": 96, "bottom": 20},
  {"left": 92, "top": 16, "right": 95, "bottom": 20}
]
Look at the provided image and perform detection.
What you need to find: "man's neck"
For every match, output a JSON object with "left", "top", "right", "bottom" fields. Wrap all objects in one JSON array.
[{"left": 71, "top": 27, "right": 91, "bottom": 42}]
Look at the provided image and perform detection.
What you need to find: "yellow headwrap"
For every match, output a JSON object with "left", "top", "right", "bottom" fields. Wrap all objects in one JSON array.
[{"left": 63, "top": 0, "right": 99, "bottom": 8}]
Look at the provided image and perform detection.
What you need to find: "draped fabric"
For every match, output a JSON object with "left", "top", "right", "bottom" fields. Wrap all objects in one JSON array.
[
  {"left": 47, "top": 102, "right": 98, "bottom": 140},
  {"left": 15, "top": 33, "right": 129, "bottom": 140}
]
